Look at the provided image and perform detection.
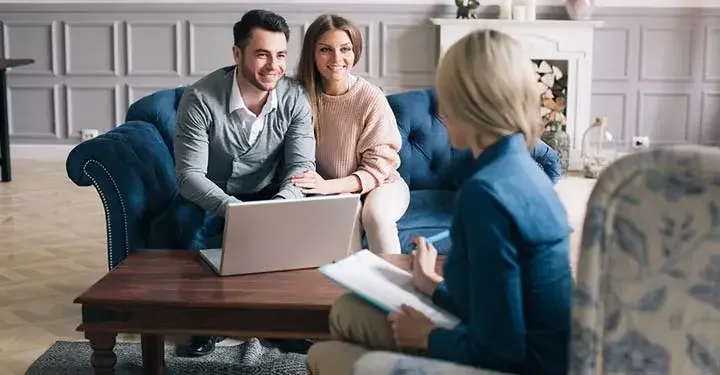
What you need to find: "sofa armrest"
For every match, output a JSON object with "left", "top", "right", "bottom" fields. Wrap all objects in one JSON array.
[
  {"left": 65, "top": 120, "right": 177, "bottom": 270},
  {"left": 351, "top": 352, "right": 512, "bottom": 375},
  {"left": 530, "top": 139, "right": 562, "bottom": 184}
]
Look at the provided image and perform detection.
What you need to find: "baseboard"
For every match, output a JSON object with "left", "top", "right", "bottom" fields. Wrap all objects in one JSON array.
[
  {"left": 9, "top": 144, "right": 76, "bottom": 161},
  {"left": 568, "top": 150, "right": 583, "bottom": 172},
  {"left": 568, "top": 149, "right": 634, "bottom": 172}
]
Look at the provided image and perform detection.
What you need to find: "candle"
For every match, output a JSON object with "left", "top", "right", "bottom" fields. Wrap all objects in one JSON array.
[
  {"left": 499, "top": 0, "right": 512, "bottom": 19},
  {"left": 526, "top": 0, "right": 537, "bottom": 20},
  {"left": 513, "top": 5, "right": 527, "bottom": 21}
]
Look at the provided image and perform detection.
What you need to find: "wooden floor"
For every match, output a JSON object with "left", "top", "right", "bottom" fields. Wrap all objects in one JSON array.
[
  {"left": 0, "top": 158, "right": 595, "bottom": 374},
  {"left": 0, "top": 159, "right": 110, "bottom": 374}
]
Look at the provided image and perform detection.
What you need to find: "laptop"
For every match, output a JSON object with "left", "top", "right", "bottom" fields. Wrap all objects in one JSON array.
[{"left": 199, "top": 193, "right": 361, "bottom": 276}]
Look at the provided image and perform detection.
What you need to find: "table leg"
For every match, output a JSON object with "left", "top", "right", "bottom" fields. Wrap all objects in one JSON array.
[
  {"left": 141, "top": 333, "right": 165, "bottom": 375},
  {"left": 0, "top": 69, "right": 11, "bottom": 183},
  {"left": 85, "top": 331, "right": 117, "bottom": 375}
]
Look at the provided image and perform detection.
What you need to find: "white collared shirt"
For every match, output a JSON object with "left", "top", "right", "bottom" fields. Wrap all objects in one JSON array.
[{"left": 229, "top": 67, "right": 278, "bottom": 146}]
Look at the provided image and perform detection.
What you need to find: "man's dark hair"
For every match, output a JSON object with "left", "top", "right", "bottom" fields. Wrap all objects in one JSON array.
[{"left": 233, "top": 9, "right": 290, "bottom": 51}]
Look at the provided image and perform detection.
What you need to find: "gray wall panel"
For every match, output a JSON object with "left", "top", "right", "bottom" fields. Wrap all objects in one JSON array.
[{"left": 0, "top": 3, "right": 718, "bottom": 147}]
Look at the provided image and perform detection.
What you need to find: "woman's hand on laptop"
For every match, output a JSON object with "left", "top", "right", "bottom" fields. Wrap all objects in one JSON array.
[{"left": 292, "top": 171, "right": 333, "bottom": 195}]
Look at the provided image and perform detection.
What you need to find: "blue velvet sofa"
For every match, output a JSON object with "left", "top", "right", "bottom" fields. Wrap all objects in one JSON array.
[{"left": 66, "top": 87, "right": 561, "bottom": 269}]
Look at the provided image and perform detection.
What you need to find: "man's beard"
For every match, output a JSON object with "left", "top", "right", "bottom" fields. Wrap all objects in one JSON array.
[{"left": 240, "top": 62, "right": 281, "bottom": 92}]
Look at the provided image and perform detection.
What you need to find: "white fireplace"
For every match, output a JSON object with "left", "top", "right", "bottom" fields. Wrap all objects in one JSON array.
[{"left": 429, "top": 18, "right": 604, "bottom": 168}]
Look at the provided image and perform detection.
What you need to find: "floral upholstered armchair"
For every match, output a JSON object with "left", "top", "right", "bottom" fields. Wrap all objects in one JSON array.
[
  {"left": 351, "top": 145, "right": 720, "bottom": 375},
  {"left": 571, "top": 145, "right": 720, "bottom": 375}
]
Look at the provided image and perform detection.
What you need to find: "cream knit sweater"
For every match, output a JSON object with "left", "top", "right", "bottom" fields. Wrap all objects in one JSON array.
[{"left": 315, "top": 77, "right": 402, "bottom": 194}]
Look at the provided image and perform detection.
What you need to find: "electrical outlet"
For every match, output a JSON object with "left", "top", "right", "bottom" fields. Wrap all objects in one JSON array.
[
  {"left": 79, "top": 129, "right": 101, "bottom": 141},
  {"left": 632, "top": 136, "right": 650, "bottom": 149}
]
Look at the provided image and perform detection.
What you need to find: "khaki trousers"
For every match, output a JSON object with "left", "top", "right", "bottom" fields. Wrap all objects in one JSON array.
[{"left": 306, "top": 293, "right": 419, "bottom": 375}]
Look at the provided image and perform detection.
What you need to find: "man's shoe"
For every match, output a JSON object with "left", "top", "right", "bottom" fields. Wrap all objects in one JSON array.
[{"left": 183, "top": 335, "right": 223, "bottom": 357}]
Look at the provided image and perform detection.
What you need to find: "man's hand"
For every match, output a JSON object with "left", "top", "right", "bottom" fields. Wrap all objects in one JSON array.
[{"left": 291, "top": 171, "right": 335, "bottom": 195}]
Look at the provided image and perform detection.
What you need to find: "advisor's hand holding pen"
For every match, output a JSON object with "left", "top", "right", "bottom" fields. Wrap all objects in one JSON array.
[{"left": 410, "top": 235, "right": 445, "bottom": 296}]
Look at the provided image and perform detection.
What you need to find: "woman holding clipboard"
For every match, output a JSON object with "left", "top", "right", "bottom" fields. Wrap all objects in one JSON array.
[{"left": 306, "top": 29, "right": 573, "bottom": 375}]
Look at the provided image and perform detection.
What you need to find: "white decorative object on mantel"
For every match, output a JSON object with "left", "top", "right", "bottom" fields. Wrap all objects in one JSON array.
[{"left": 429, "top": 18, "right": 603, "bottom": 167}]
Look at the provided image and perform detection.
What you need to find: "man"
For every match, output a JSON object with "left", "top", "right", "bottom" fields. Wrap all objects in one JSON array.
[{"left": 173, "top": 9, "right": 315, "bottom": 356}]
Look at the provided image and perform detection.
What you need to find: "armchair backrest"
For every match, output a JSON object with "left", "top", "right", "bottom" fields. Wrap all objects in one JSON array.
[
  {"left": 125, "top": 86, "right": 188, "bottom": 156},
  {"left": 571, "top": 145, "right": 720, "bottom": 375}
]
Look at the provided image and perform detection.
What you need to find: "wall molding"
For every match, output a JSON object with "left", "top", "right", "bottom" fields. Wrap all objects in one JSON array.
[
  {"left": 0, "top": 2, "right": 454, "bottom": 13},
  {"left": 1, "top": 0, "right": 720, "bottom": 6},
  {"left": 1, "top": 21, "right": 59, "bottom": 75},
  {"left": 597, "top": 0, "right": 720, "bottom": 7},
  {"left": 63, "top": 21, "right": 120, "bottom": 76},
  {"left": 1, "top": 3, "right": 719, "bottom": 17},
  {"left": 1, "top": 2, "right": 719, "bottom": 148}
]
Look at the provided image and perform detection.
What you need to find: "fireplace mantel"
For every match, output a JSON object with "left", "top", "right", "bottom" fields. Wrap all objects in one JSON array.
[{"left": 429, "top": 18, "right": 604, "bottom": 164}]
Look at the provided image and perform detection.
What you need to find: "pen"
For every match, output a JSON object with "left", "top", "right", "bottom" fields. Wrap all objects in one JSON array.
[{"left": 405, "top": 230, "right": 450, "bottom": 252}]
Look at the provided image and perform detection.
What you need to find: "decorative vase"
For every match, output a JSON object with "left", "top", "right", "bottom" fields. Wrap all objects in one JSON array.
[
  {"left": 455, "top": 0, "right": 480, "bottom": 19},
  {"left": 541, "top": 121, "right": 570, "bottom": 177},
  {"left": 565, "top": 0, "right": 594, "bottom": 20},
  {"left": 581, "top": 116, "right": 617, "bottom": 179},
  {"left": 499, "top": 0, "right": 512, "bottom": 19}
]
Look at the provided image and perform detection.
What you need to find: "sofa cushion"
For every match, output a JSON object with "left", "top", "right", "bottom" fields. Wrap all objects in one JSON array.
[
  {"left": 388, "top": 88, "right": 563, "bottom": 188},
  {"left": 396, "top": 189, "right": 456, "bottom": 255},
  {"left": 387, "top": 89, "right": 469, "bottom": 191}
]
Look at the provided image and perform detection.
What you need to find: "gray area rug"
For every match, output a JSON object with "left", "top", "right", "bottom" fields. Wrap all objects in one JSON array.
[{"left": 26, "top": 338, "right": 308, "bottom": 375}]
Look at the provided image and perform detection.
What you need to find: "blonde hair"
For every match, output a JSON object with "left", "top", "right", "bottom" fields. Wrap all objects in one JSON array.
[
  {"left": 295, "top": 14, "right": 363, "bottom": 137},
  {"left": 435, "top": 29, "right": 542, "bottom": 148}
]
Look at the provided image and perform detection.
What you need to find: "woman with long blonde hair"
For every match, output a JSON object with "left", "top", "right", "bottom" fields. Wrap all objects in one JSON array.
[
  {"left": 306, "top": 29, "right": 573, "bottom": 375},
  {"left": 291, "top": 14, "right": 410, "bottom": 254}
]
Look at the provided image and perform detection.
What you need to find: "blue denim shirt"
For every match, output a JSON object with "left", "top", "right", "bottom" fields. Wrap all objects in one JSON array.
[
  {"left": 427, "top": 133, "right": 573, "bottom": 375},
  {"left": 444, "top": 138, "right": 563, "bottom": 191}
]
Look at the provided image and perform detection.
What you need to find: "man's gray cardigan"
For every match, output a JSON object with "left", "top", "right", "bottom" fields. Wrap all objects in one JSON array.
[{"left": 173, "top": 65, "right": 316, "bottom": 217}]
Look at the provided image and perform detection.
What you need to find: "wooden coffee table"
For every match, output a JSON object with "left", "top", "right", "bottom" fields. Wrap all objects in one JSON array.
[{"left": 74, "top": 249, "right": 443, "bottom": 375}]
